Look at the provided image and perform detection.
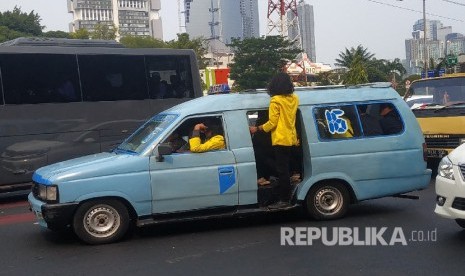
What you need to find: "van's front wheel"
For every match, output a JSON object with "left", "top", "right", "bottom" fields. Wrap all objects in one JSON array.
[
  {"left": 305, "top": 182, "right": 349, "bottom": 220},
  {"left": 73, "top": 199, "right": 130, "bottom": 245}
]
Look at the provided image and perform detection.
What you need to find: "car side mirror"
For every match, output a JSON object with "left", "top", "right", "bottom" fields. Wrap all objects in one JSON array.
[{"left": 156, "top": 143, "right": 172, "bottom": 162}]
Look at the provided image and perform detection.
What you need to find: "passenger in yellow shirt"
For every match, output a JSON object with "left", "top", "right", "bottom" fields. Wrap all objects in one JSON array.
[
  {"left": 189, "top": 122, "right": 225, "bottom": 153},
  {"left": 250, "top": 72, "right": 299, "bottom": 209}
]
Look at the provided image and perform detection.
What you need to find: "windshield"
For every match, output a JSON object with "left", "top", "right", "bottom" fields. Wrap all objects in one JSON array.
[
  {"left": 408, "top": 77, "right": 465, "bottom": 108},
  {"left": 116, "top": 114, "right": 178, "bottom": 154}
]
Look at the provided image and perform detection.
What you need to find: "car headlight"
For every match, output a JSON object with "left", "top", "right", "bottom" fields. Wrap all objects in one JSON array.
[
  {"left": 438, "top": 156, "right": 455, "bottom": 180},
  {"left": 35, "top": 184, "right": 59, "bottom": 203}
]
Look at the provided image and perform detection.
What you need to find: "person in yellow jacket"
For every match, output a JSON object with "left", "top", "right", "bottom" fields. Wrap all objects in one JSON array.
[
  {"left": 189, "top": 122, "right": 225, "bottom": 153},
  {"left": 250, "top": 72, "right": 299, "bottom": 209}
]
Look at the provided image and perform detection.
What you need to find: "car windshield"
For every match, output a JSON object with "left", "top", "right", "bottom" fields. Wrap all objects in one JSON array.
[
  {"left": 408, "top": 77, "right": 465, "bottom": 109},
  {"left": 116, "top": 114, "right": 178, "bottom": 154}
]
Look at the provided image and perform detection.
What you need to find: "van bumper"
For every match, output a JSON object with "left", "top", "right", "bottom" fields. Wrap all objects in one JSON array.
[{"left": 28, "top": 193, "right": 79, "bottom": 230}]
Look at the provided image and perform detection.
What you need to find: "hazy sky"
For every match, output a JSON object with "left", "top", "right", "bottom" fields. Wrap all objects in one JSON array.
[{"left": 0, "top": 0, "right": 464, "bottom": 65}]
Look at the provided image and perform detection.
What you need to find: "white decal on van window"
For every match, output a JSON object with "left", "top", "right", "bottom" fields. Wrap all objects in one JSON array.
[{"left": 325, "top": 109, "right": 348, "bottom": 134}]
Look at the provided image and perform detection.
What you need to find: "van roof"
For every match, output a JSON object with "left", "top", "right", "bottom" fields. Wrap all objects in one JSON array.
[{"left": 166, "top": 83, "right": 400, "bottom": 116}]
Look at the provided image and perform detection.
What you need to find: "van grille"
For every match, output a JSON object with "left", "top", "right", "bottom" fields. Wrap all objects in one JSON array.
[
  {"left": 425, "top": 137, "right": 460, "bottom": 149},
  {"left": 452, "top": 197, "right": 465, "bottom": 211}
]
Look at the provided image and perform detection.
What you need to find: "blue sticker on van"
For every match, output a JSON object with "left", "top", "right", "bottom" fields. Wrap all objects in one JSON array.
[
  {"left": 218, "top": 166, "right": 235, "bottom": 194},
  {"left": 325, "top": 109, "right": 348, "bottom": 134}
]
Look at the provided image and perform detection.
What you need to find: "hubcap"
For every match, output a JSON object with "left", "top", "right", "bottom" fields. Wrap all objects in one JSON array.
[
  {"left": 314, "top": 187, "right": 343, "bottom": 215},
  {"left": 83, "top": 205, "right": 120, "bottom": 238}
]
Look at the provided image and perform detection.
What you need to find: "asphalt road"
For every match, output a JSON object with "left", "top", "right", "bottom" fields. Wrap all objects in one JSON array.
[{"left": 0, "top": 180, "right": 464, "bottom": 276}]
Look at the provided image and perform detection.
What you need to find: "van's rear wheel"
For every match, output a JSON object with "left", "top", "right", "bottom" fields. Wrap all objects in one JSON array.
[
  {"left": 305, "top": 182, "right": 349, "bottom": 220},
  {"left": 73, "top": 199, "right": 129, "bottom": 245}
]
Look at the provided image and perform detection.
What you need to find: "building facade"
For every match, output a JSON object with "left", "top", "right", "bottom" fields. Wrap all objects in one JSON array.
[
  {"left": 184, "top": 0, "right": 259, "bottom": 54},
  {"left": 68, "top": 0, "right": 163, "bottom": 39},
  {"left": 287, "top": 1, "right": 316, "bottom": 62},
  {"left": 404, "top": 19, "right": 465, "bottom": 75}
]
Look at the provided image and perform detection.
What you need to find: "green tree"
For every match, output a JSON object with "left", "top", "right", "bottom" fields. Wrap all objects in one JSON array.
[
  {"left": 335, "top": 45, "right": 374, "bottom": 68},
  {"left": 166, "top": 33, "right": 209, "bottom": 69},
  {"left": 228, "top": 36, "right": 301, "bottom": 90},
  {"left": 343, "top": 56, "right": 369, "bottom": 85},
  {"left": 0, "top": 7, "right": 45, "bottom": 42},
  {"left": 0, "top": 7, "right": 43, "bottom": 36},
  {"left": 0, "top": 26, "right": 27, "bottom": 42},
  {"left": 120, "top": 35, "right": 167, "bottom": 48},
  {"left": 316, "top": 70, "right": 341, "bottom": 85},
  {"left": 70, "top": 28, "right": 90, "bottom": 39},
  {"left": 336, "top": 45, "right": 407, "bottom": 85},
  {"left": 90, "top": 22, "right": 117, "bottom": 40},
  {"left": 43, "top": 30, "right": 71, "bottom": 38}
]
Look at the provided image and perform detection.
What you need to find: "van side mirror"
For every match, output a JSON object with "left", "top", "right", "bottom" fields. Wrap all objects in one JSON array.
[{"left": 156, "top": 143, "right": 172, "bottom": 162}]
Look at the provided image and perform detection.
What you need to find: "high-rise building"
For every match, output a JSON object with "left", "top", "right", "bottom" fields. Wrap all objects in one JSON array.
[
  {"left": 287, "top": 1, "right": 316, "bottom": 62},
  {"left": 184, "top": 0, "right": 259, "bottom": 53},
  {"left": 445, "top": 33, "right": 465, "bottom": 56},
  {"left": 405, "top": 18, "right": 457, "bottom": 75},
  {"left": 68, "top": 0, "right": 163, "bottom": 40}
]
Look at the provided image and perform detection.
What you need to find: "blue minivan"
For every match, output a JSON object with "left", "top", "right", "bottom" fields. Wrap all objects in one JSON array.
[{"left": 29, "top": 83, "right": 431, "bottom": 244}]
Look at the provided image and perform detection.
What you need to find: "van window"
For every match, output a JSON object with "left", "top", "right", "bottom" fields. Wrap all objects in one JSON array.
[
  {"left": 161, "top": 115, "right": 225, "bottom": 153},
  {"left": 314, "top": 102, "right": 404, "bottom": 140},
  {"left": 314, "top": 105, "right": 361, "bottom": 139}
]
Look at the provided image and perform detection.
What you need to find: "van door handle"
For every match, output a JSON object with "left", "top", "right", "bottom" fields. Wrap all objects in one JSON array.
[{"left": 219, "top": 169, "right": 233, "bottom": 175}]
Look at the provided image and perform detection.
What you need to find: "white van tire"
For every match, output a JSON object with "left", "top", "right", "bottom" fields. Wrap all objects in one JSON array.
[
  {"left": 305, "top": 182, "right": 349, "bottom": 220},
  {"left": 73, "top": 199, "right": 130, "bottom": 245}
]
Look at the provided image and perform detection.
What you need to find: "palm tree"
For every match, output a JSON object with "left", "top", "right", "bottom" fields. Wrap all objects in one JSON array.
[
  {"left": 335, "top": 45, "right": 374, "bottom": 68},
  {"left": 385, "top": 58, "right": 406, "bottom": 77},
  {"left": 343, "top": 56, "right": 369, "bottom": 85}
]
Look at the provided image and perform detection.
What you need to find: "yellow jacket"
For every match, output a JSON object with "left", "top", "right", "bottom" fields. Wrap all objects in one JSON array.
[
  {"left": 262, "top": 94, "right": 299, "bottom": 146},
  {"left": 189, "top": 135, "right": 225, "bottom": 153}
]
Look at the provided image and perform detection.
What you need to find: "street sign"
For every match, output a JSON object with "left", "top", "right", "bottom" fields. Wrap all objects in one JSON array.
[{"left": 447, "top": 55, "right": 458, "bottom": 66}]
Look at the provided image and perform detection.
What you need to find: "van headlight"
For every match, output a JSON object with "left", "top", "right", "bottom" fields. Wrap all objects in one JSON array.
[
  {"left": 34, "top": 183, "right": 59, "bottom": 203},
  {"left": 438, "top": 157, "right": 455, "bottom": 180}
]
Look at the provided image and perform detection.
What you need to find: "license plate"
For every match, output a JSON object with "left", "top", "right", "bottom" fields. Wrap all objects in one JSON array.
[{"left": 426, "top": 149, "right": 448, "bottom": 158}]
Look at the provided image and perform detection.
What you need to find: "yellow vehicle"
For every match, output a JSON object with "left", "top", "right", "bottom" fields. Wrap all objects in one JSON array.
[{"left": 405, "top": 74, "right": 465, "bottom": 164}]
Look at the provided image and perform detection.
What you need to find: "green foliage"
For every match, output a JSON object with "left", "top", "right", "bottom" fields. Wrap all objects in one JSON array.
[
  {"left": 228, "top": 36, "right": 301, "bottom": 90},
  {"left": 43, "top": 30, "right": 70, "bottom": 38},
  {"left": 91, "top": 22, "right": 117, "bottom": 40},
  {"left": 316, "top": 70, "right": 342, "bottom": 85},
  {"left": 0, "top": 26, "right": 28, "bottom": 42},
  {"left": 0, "top": 6, "right": 44, "bottom": 42},
  {"left": 120, "top": 35, "right": 166, "bottom": 48},
  {"left": 343, "top": 56, "right": 369, "bottom": 85},
  {"left": 0, "top": 7, "right": 43, "bottom": 36},
  {"left": 70, "top": 28, "right": 90, "bottom": 39},
  {"left": 166, "top": 33, "right": 209, "bottom": 69},
  {"left": 336, "top": 45, "right": 407, "bottom": 85}
]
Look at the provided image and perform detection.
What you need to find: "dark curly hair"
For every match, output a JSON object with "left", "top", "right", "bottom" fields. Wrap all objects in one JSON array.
[{"left": 267, "top": 72, "right": 294, "bottom": 96}]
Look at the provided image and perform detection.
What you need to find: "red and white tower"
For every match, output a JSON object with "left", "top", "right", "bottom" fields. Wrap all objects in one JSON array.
[{"left": 266, "top": 0, "right": 301, "bottom": 49}]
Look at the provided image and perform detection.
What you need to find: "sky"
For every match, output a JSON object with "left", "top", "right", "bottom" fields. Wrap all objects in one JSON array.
[{"left": 0, "top": 0, "right": 464, "bottom": 66}]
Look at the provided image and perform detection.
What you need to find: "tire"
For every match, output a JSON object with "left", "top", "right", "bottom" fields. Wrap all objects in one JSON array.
[
  {"left": 73, "top": 199, "right": 130, "bottom": 245},
  {"left": 305, "top": 182, "right": 350, "bottom": 220},
  {"left": 455, "top": 219, "right": 465, "bottom": 228}
]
